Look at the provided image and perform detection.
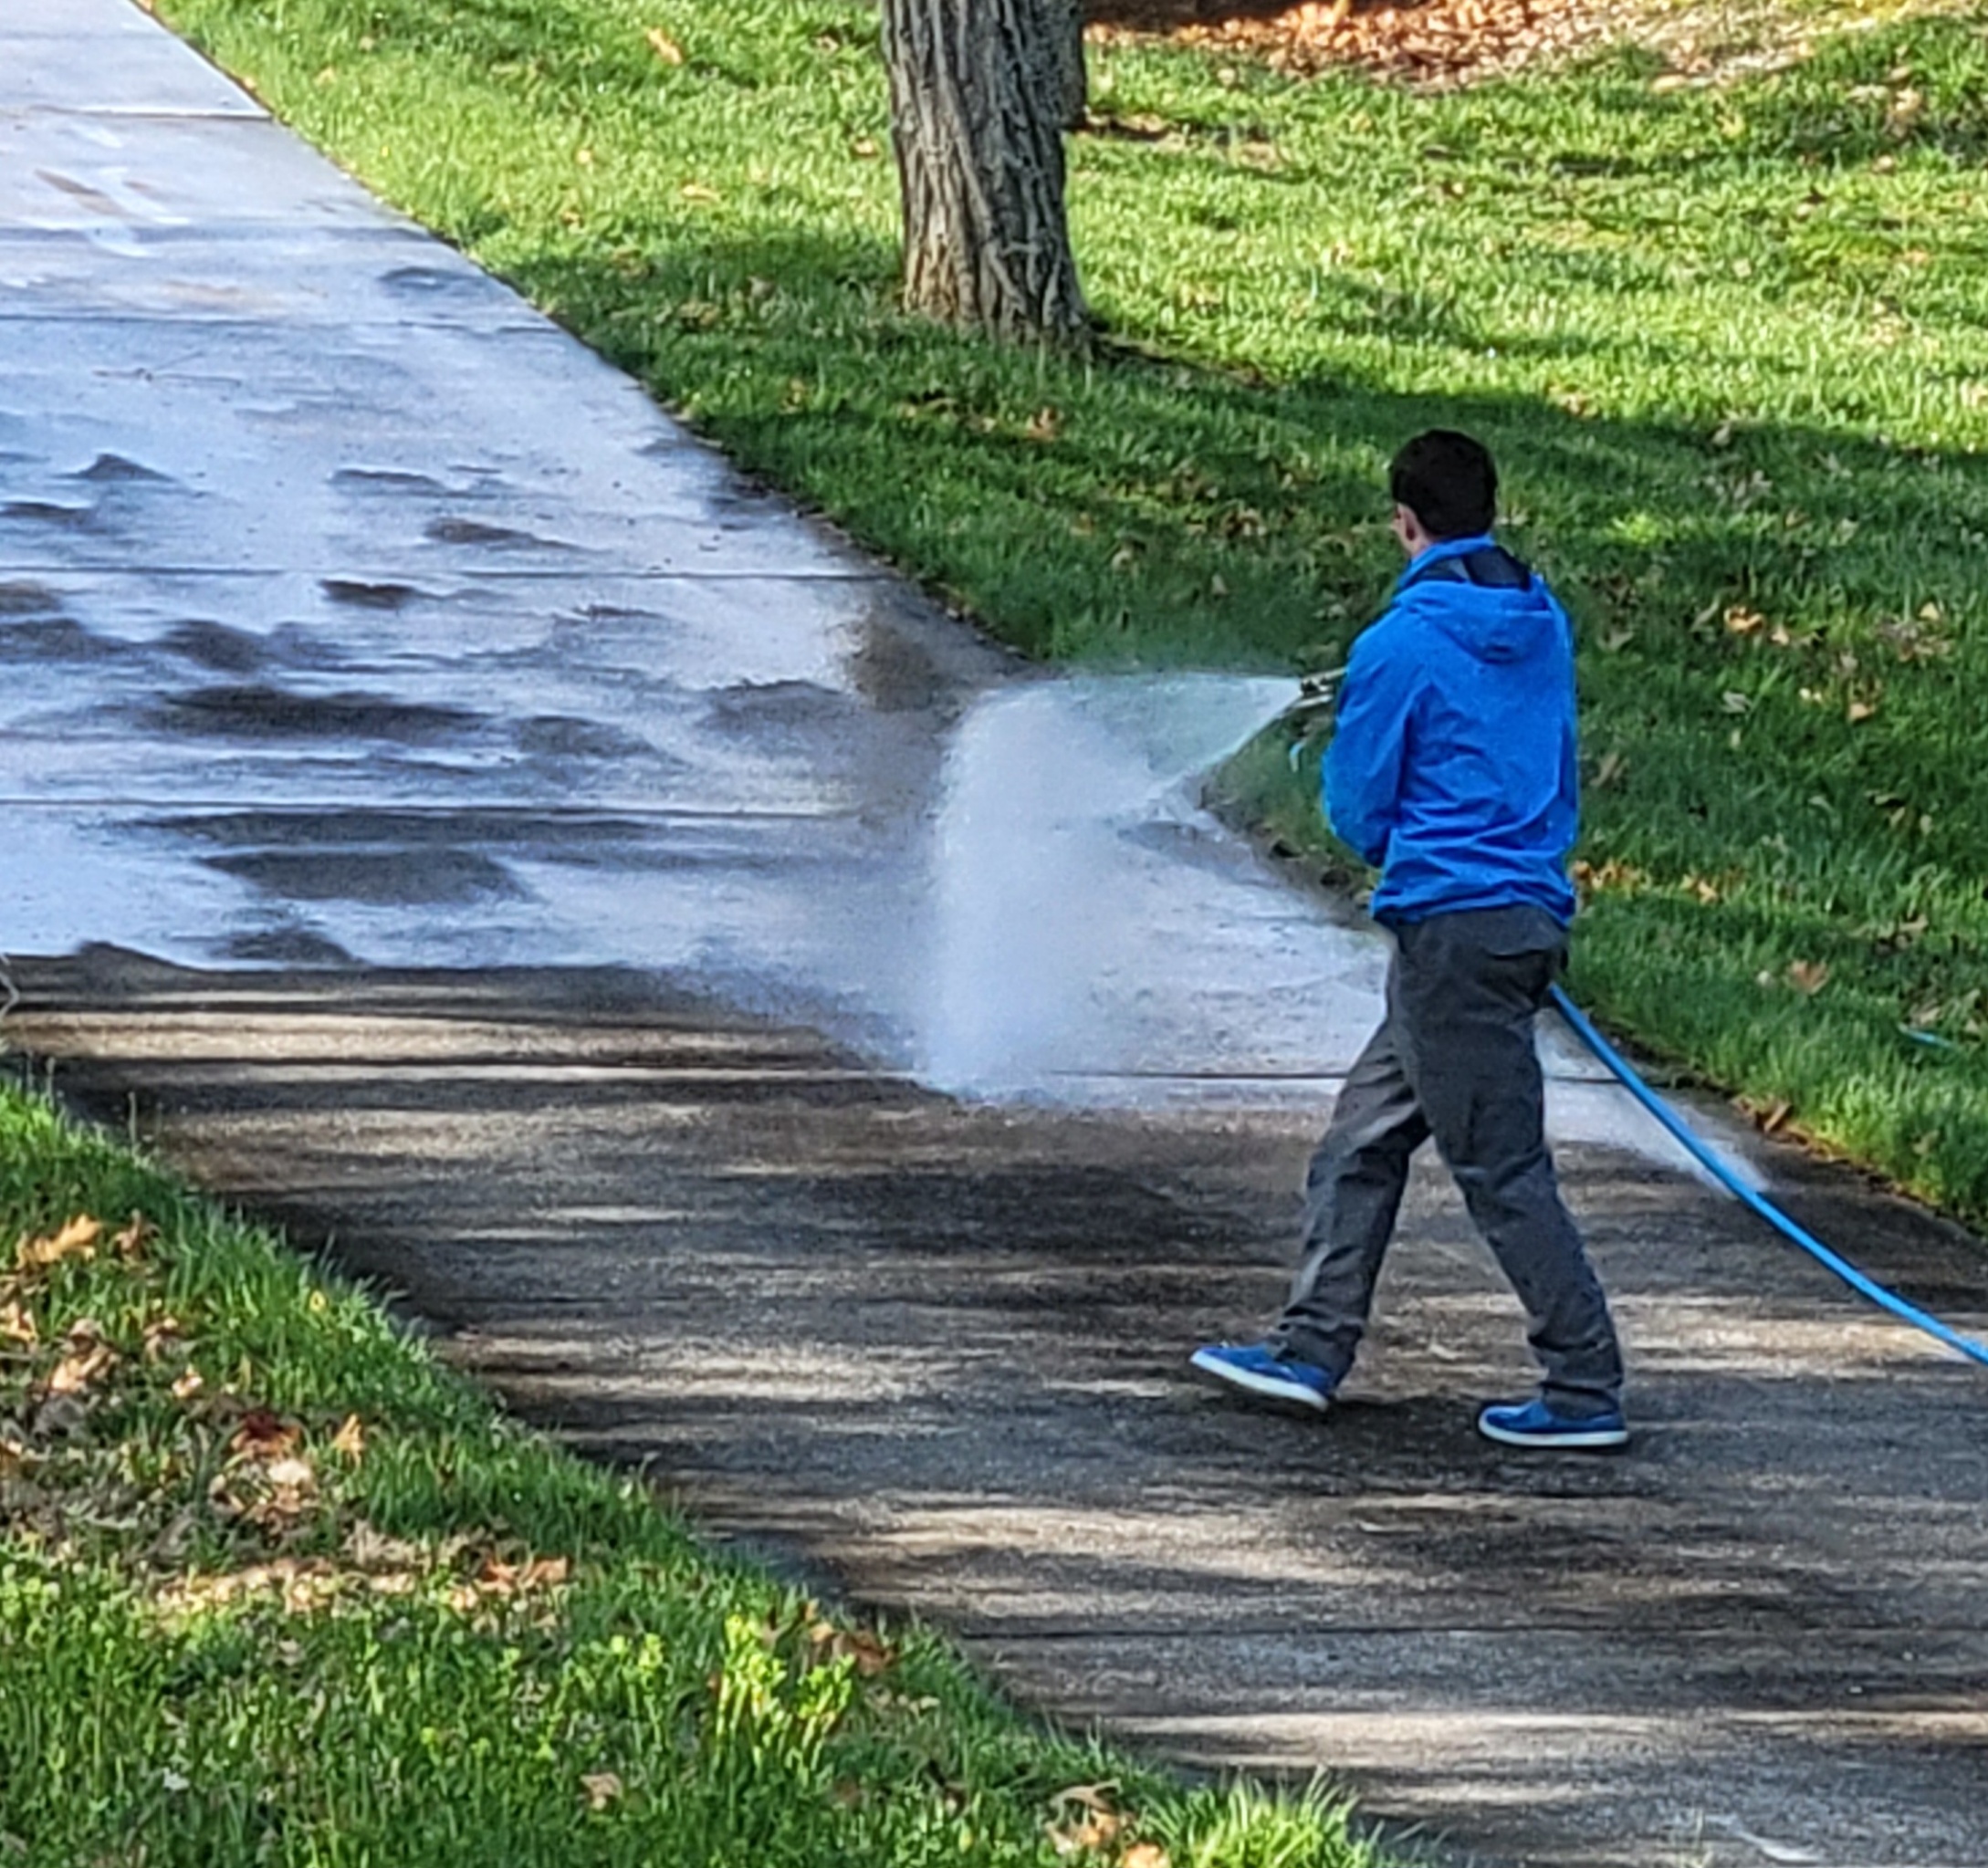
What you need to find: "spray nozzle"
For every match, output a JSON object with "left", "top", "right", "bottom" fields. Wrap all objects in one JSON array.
[{"left": 1282, "top": 667, "right": 1344, "bottom": 769}]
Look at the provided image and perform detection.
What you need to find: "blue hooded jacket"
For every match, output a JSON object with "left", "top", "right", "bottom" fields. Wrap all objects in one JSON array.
[{"left": 1324, "top": 532, "right": 1578, "bottom": 927}]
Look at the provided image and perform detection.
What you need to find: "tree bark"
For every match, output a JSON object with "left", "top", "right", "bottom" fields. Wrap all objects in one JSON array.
[
  {"left": 881, "top": 0, "right": 1090, "bottom": 344},
  {"left": 1043, "top": 0, "right": 1088, "bottom": 130}
]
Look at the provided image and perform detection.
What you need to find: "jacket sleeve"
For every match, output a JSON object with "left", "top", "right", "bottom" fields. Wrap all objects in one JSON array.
[{"left": 1323, "top": 619, "right": 1418, "bottom": 868}]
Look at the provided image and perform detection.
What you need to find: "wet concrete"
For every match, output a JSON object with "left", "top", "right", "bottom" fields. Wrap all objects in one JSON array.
[{"left": 5, "top": 7, "right": 1987, "bottom": 1867}]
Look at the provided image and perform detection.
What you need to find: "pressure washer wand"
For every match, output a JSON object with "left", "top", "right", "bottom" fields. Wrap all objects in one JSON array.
[
  {"left": 1279, "top": 668, "right": 1343, "bottom": 767},
  {"left": 1285, "top": 666, "right": 1344, "bottom": 717}
]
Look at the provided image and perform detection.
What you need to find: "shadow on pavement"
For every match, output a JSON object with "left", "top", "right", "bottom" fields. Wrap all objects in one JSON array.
[{"left": 7, "top": 948, "right": 1986, "bottom": 1868}]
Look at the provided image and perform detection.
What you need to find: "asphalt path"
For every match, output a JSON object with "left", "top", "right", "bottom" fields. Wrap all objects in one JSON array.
[{"left": 5, "top": 6, "right": 1986, "bottom": 1865}]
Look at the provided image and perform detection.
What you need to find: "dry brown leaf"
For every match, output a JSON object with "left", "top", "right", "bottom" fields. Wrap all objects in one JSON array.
[
  {"left": 47, "top": 1329, "right": 117, "bottom": 1396},
  {"left": 171, "top": 1367, "right": 204, "bottom": 1403},
  {"left": 1787, "top": 959, "right": 1831, "bottom": 996},
  {"left": 473, "top": 1552, "right": 572, "bottom": 1598},
  {"left": 1124, "top": 1847, "right": 1172, "bottom": 1868},
  {"left": 228, "top": 1410, "right": 302, "bottom": 1460},
  {"left": 111, "top": 1213, "right": 155, "bottom": 1262},
  {"left": 644, "top": 26, "right": 685, "bottom": 64},
  {"left": 581, "top": 1770, "right": 624, "bottom": 1811},
  {"left": 330, "top": 1414, "right": 367, "bottom": 1463},
  {"left": 265, "top": 1456, "right": 316, "bottom": 1490},
  {"left": 141, "top": 1316, "right": 185, "bottom": 1362},
  {"left": 1046, "top": 1811, "right": 1121, "bottom": 1855},
  {"left": 807, "top": 1619, "right": 895, "bottom": 1676},
  {"left": 16, "top": 1215, "right": 100, "bottom": 1272},
  {"left": 0, "top": 1301, "right": 37, "bottom": 1348}
]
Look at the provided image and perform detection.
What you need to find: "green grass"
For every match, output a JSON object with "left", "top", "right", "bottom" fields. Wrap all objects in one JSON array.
[
  {"left": 0, "top": 1079, "right": 1376, "bottom": 1865},
  {"left": 147, "top": 0, "right": 1988, "bottom": 1221}
]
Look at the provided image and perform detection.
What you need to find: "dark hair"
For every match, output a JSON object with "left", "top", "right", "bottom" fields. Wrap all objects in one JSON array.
[{"left": 1389, "top": 430, "right": 1497, "bottom": 539}]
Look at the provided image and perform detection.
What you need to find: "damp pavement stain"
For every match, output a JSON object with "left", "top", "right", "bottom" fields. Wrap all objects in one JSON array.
[{"left": 4, "top": 9, "right": 1987, "bottom": 1868}]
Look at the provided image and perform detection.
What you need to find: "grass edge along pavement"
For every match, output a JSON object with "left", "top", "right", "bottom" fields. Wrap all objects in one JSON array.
[
  {"left": 0, "top": 1076, "right": 1383, "bottom": 1867},
  {"left": 150, "top": 0, "right": 1988, "bottom": 1236}
]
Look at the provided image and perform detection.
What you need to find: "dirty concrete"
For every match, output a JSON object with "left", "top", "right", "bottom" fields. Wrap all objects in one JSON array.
[{"left": 5, "top": 5, "right": 1986, "bottom": 1866}]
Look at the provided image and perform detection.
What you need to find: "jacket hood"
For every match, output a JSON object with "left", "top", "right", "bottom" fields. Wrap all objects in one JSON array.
[{"left": 1393, "top": 539, "right": 1561, "bottom": 667}]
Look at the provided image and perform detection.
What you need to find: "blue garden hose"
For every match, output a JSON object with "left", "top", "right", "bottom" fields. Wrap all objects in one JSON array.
[{"left": 1548, "top": 984, "right": 1988, "bottom": 1371}]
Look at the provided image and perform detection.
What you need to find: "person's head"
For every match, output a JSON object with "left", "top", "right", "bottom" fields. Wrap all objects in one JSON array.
[{"left": 1388, "top": 430, "right": 1497, "bottom": 558}]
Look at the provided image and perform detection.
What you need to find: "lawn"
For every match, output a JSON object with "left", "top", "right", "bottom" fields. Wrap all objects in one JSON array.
[
  {"left": 146, "top": 0, "right": 1988, "bottom": 1226},
  {"left": 0, "top": 1080, "right": 1374, "bottom": 1864}
]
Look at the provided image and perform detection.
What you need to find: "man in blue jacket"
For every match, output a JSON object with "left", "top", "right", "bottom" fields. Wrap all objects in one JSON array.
[{"left": 1193, "top": 430, "right": 1627, "bottom": 1449}]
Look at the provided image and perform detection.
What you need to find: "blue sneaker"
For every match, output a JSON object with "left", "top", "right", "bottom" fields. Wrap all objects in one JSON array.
[
  {"left": 1477, "top": 1397, "right": 1628, "bottom": 1451},
  {"left": 1189, "top": 1341, "right": 1335, "bottom": 1414}
]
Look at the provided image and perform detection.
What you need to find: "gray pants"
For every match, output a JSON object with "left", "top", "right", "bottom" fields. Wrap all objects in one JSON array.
[{"left": 1271, "top": 905, "right": 1624, "bottom": 1415}]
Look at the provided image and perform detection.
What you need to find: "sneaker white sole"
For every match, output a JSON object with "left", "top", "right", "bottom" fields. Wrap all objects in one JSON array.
[
  {"left": 1189, "top": 1348, "right": 1330, "bottom": 1414},
  {"left": 1477, "top": 1415, "right": 1628, "bottom": 1450}
]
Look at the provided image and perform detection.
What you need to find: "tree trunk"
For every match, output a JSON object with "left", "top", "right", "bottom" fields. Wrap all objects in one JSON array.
[
  {"left": 1044, "top": 0, "right": 1088, "bottom": 130},
  {"left": 881, "top": 0, "right": 1090, "bottom": 344}
]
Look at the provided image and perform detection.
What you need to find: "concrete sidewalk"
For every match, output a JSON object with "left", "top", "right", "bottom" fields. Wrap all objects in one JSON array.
[{"left": 5, "top": 7, "right": 1987, "bottom": 1866}]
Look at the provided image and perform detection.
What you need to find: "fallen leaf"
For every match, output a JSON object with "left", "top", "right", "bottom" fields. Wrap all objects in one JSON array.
[
  {"left": 141, "top": 1317, "right": 185, "bottom": 1362},
  {"left": 807, "top": 1620, "right": 895, "bottom": 1676},
  {"left": 171, "top": 1368, "right": 204, "bottom": 1403},
  {"left": 1787, "top": 959, "right": 1831, "bottom": 996},
  {"left": 1024, "top": 405, "right": 1061, "bottom": 443},
  {"left": 16, "top": 1215, "right": 100, "bottom": 1272},
  {"left": 644, "top": 26, "right": 685, "bottom": 64},
  {"left": 229, "top": 1411, "right": 301, "bottom": 1460},
  {"left": 330, "top": 1414, "right": 367, "bottom": 1462},
  {"left": 1046, "top": 1804, "right": 1121, "bottom": 1854},
  {"left": 0, "top": 1301, "right": 36, "bottom": 1348},
  {"left": 1847, "top": 698, "right": 1878, "bottom": 724},
  {"left": 679, "top": 182, "right": 721, "bottom": 203},
  {"left": 475, "top": 1552, "right": 572, "bottom": 1596},
  {"left": 1723, "top": 605, "right": 1765, "bottom": 636},
  {"left": 47, "top": 1342, "right": 116, "bottom": 1396},
  {"left": 581, "top": 1770, "right": 624, "bottom": 1811},
  {"left": 111, "top": 1213, "right": 155, "bottom": 1262},
  {"left": 1050, "top": 1782, "right": 1118, "bottom": 1813},
  {"left": 265, "top": 1456, "right": 316, "bottom": 1490},
  {"left": 1124, "top": 1847, "right": 1172, "bottom": 1868}
]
